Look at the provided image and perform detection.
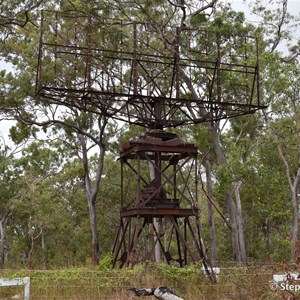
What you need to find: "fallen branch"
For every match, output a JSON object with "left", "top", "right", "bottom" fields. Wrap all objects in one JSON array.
[{"left": 129, "top": 286, "right": 184, "bottom": 300}]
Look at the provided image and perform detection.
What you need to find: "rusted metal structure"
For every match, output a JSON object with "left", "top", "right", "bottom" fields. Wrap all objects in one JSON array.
[
  {"left": 35, "top": 11, "right": 265, "bottom": 269},
  {"left": 113, "top": 130, "right": 205, "bottom": 267}
]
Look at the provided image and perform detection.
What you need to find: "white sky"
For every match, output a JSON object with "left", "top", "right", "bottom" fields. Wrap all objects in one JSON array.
[
  {"left": 230, "top": 0, "right": 300, "bottom": 53},
  {"left": 230, "top": 0, "right": 300, "bottom": 15},
  {"left": 230, "top": 0, "right": 300, "bottom": 24}
]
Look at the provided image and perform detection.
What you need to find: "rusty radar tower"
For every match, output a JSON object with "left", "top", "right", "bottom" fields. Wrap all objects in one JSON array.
[{"left": 36, "top": 11, "right": 265, "bottom": 269}]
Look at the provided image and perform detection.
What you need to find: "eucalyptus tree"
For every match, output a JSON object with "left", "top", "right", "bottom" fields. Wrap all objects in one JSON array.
[
  {"left": 0, "top": 0, "right": 118, "bottom": 266},
  {"left": 110, "top": 0, "right": 262, "bottom": 262},
  {"left": 0, "top": 139, "right": 21, "bottom": 268},
  {"left": 10, "top": 141, "right": 64, "bottom": 268},
  {"left": 0, "top": 0, "right": 45, "bottom": 41},
  {"left": 244, "top": 0, "right": 300, "bottom": 259},
  {"left": 220, "top": 114, "right": 264, "bottom": 262},
  {"left": 261, "top": 56, "right": 300, "bottom": 259},
  {"left": 2, "top": 0, "right": 299, "bottom": 266},
  {"left": 5, "top": 140, "right": 93, "bottom": 268},
  {"left": 253, "top": 125, "right": 294, "bottom": 261}
]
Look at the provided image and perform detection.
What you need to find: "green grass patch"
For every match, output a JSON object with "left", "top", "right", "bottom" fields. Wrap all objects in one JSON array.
[{"left": 0, "top": 262, "right": 290, "bottom": 299}]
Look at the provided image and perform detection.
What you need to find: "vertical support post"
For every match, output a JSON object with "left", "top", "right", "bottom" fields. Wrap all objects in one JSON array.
[
  {"left": 173, "top": 163, "right": 177, "bottom": 200},
  {"left": 171, "top": 218, "right": 197, "bottom": 262},
  {"left": 36, "top": 10, "right": 44, "bottom": 93},
  {"left": 194, "top": 216, "right": 216, "bottom": 283},
  {"left": 24, "top": 277, "right": 30, "bottom": 300},
  {"left": 175, "top": 27, "right": 180, "bottom": 99},
  {"left": 127, "top": 215, "right": 142, "bottom": 266},
  {"left": 154, "top": 101, "right": 163, "bottom": 128},
  {"left": 132, "top": 21, "right": 138, "bottom": 94},
  {"left": 121, "top": 160, "right": 124, "bottom": 207},
  {"left": 137, "top": 153, "right": 141, "bottom": 206},
  {"left": 184, "top": 217, "right": 187, "bottom": 265},
  {"left": 86, "top": 15, "right": 92, "bottom": 91},
  {"left": 112, "top": 219, "right": 127, "bottom": 268},
  {"left": 194, "top": 154, "right": 198, "bottom": 205},
  {"left": 194, "top": 216, "right": 210, "bottom": 268},
  {"left": 128, "top": 217, "right": 132, "bottom": 255},
  {"left": 174, "top": 218, "right": 183, "bottom": 267},
  {"left": 54, "top": 11, "right": 58, "bottom": 84},
  {"left": 216, "top": 32, "right": 221, "bottom": 103},
  {"left": 154, "top": 152, "right": 162, "bottom": 191}
]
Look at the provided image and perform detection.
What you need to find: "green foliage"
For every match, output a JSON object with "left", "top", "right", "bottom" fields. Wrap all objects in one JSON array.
[
  {"left": 96, "top": 255, "right": 113, "bottom": 270},
  {"left": 0, "top": 0, "right": 300, "bottom": 269},
  {"left": 0, "top": 263, "right": 282, "bottom": 299},
  {"left": 190, "top": 13, "right": 207, "bottom": 27},
  {"left": 9, "top": 124, "right": 37, "bottom": 144},
  {"left": 270, "top": 237, "right": 291, "bottom": 262}
]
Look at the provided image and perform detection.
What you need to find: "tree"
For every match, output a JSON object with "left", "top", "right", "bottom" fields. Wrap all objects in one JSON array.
[
  {"left": 244, "top": 0, "right": 300, "bottom": 259},
  {"left": 1, "top": 0, "right": 300, "bottom": 268},
  {"left": 0, "top": 143, "right": 16, "bottom": 268},
  {"left": 108, "top": 0, "right": 251, "bottom": 263},
  {"left": 0, "top": 129, "right": 34, "bottom": 268},
  {"left": 16, "top": 109, "right": 111, "bottom": 266},
  {"left": 0, "top": 0, "right": 45, "bottom": 41},
  {"left": 4, "top": 140, "right": 97, "bottom": 268},
  {"left": 262, "top": 56, "right": 300, "bottom": 259},
  {"left": 0, "top": 0, "right": 118, "bottom": 265}
]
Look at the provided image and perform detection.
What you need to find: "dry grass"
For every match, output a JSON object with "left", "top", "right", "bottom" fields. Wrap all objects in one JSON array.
[{"left": 0, "top": 263, "right": 296, "bottom": 299}]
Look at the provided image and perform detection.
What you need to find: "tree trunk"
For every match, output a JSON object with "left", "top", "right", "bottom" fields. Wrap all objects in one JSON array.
[
  {"left": 264, "top": 110, "right": 300, "bottom": 261},
  {"left": 148, "top": 159, "right": 161, "bottom": 263},
  {"left": 225, "top": 191, "right": 241, "bottom": 261},
  {"left": 234, "top": 181, "right": 247, "bottom": 263},
  {"left": 27, "top": 214, "right": 35, "bottom": 269},
  {"left": 88, "top": 197, "right": 100, "bottom": 266},
  {"left": 291, "top": 190, "right": 299, "bottom": 260},
  {"left": 276, "top": 143, "right": 300, "bottom": 260},
  {"left": 78, "top": 117, "right": 107, "bottom": 266},
  {"left": 41, "top": 229, "right": 47, "bottom": 270},
  {"left": 204, "top": 155, "right": 217, "bottom": 265},
  {"left": 0, "top": 220, "right": 5, "bottom": 269},
  {"left": 209, "top": 123, "right": 242, "bottom": 262},
  {"left": 0, "top": 213, "right": 10, "bottom": 269}
]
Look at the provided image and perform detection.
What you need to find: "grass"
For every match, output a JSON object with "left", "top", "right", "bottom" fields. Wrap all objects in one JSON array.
[{"left": 0, "top": 262, "right": 296, "bottom": 299}]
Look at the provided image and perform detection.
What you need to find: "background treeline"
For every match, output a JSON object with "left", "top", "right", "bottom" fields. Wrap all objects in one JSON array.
[{"left": 0, "top": 0, "right": 300, "bottom": 269}]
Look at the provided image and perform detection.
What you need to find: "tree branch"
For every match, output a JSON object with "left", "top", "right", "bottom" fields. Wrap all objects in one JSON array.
[
  {"left": 16, "top": 109, "right": 100, "bottom": 146},
  {"left": 199, "top": 153, "right": 231, "bottom": 229},
  {"left": 189, "top": 0, "right": 218, "bottom": 19},
  {"left": 270, "top": 0, "right": 288, "bottom": 52}
]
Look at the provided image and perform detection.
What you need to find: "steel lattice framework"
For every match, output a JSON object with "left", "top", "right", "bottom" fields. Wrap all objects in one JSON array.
[
  {"left": 36, "top": 11, "right": 265, "bottom": 275},
  {"left": 36, "top": 10, "right": 265, "bottom": 129}
]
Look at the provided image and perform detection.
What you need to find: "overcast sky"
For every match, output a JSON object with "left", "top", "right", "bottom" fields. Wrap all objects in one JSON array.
[
  {"left": 230, "top": 0, "right": 300, "bottom": 21},
  {"left": 229, "top": 0, "right": 300, "bottom": 53}
]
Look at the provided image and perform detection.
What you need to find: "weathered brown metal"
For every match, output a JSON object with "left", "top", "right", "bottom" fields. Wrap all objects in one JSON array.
[
  {"left": 36, "top": 11, "right": 266, "bottom": 130},
  {"left": 35, "top": 11, "right": 265, "bottom": 275},
  {"left": 112, "top": 131, "right": 207, "bottom": 267},
  {"left": 120, "top": 208, "right": 196, "bottom": 218}
]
